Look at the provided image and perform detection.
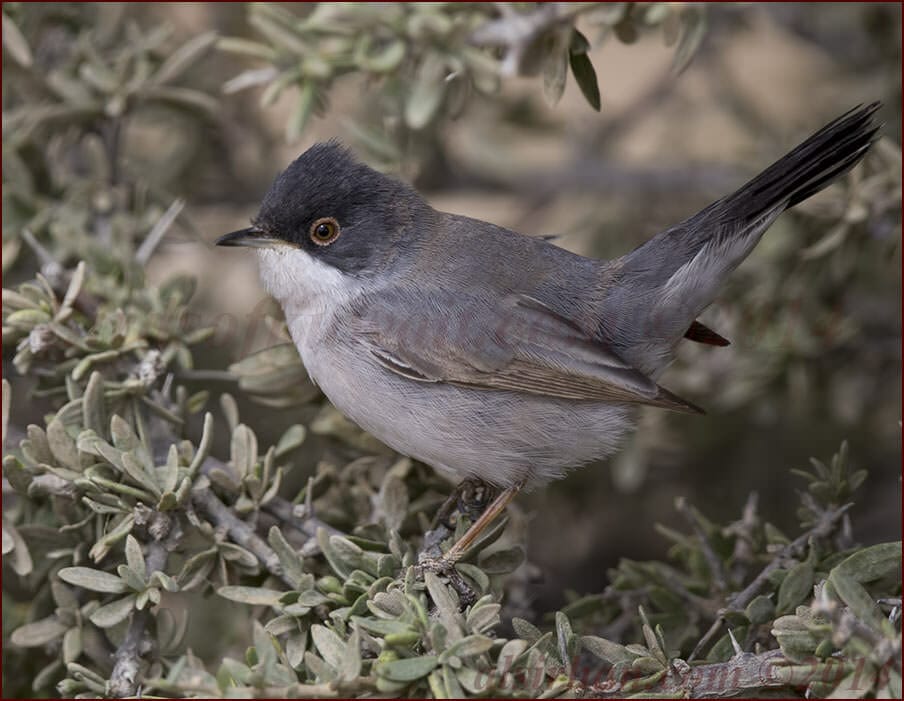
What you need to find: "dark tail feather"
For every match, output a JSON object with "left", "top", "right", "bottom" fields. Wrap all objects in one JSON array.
[
  {"left": 724, "top": 102, "right": 881, "bottom": 219},
  {"left": 610, "top": 104, "right": 880, "bottom": 376},
  {"left": 684, "top": 320, "right": 730, "bottom": 346}
]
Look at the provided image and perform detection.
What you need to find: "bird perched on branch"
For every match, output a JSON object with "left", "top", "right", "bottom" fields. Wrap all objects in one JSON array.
[{"left": 218, "top": 104, "right": 880, "bottom": 567}]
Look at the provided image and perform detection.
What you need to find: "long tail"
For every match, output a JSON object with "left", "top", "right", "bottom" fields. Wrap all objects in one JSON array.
[{"left": 605, "top": 103, "right": 880, "bottom": 375}]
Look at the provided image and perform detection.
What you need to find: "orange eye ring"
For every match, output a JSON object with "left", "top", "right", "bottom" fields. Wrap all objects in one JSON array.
[{"left": 309, "top": 217, "right": 340, "bottom": 246}]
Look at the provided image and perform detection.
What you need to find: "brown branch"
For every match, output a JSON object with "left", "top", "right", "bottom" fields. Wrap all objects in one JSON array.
[
  {"left": 688, "top": 502, "right": 854, "bottom": 661},
  {"left": 200, "top": 454, "right": 340, "bottom": 557},
  {"left": 585, "top": 650, "right": 787, "bottom": 698},
  {"left": 108, "top": 514, "right": 181, "bottom": 698},
  {"left": 190, "top": 484, "right": 292, "bottom": 587}
]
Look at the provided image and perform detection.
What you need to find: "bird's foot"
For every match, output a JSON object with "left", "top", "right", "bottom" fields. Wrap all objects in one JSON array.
[
  {"left": 415, "top": 555, "right": 479, "bottom": 607},
  {"left": 431, "top": 477, "right": 497, "bottom": 530}
]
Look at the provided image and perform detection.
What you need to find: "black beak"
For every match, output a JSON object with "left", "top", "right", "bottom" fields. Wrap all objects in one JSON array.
[{"left": 216, "top": 227, "right": 293, "bottom": 249}]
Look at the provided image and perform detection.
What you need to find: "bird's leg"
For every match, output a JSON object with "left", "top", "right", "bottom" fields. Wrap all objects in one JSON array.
[
  {"left": 431, "top": 477, "right": 495, "bottom": 530},
  {"left": 441, "top": 480, "right": 524, "bottom": 565}
]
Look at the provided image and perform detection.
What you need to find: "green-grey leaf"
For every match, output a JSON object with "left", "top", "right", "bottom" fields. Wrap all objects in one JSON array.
[
  {"left": 150, "top": 571, "right": 179, "bottom": 592},
  {"left": 1, "top": 378, "right": 10, "bottom": 449},
  {"left": 186, "top": 411, "right": 213, "bottom": 480},
  {"left": 441, "top": 634, "right": 494, "bottom": 660},
  {"left": 230, "top": 424, "right": 257, "bottom": 478},
  {"left": 268, "top": 526, "right": 305, "bottom": 589},
  {"left": 745, "top": 595, "right": 776, "bottom": 625},
  {"left": 339, "top": 626, "right": 362, "bottom": 682},
  {"left": 110, "top": 415, "right": 139, "bottom": 452},
  {"left": 405, "top": 52, "right": 447, "bottom": 130},
  {"left": 542, "top": 29, "right": 570, "bottom": 106},
  {"left": 217, "top": 586, "right": 282, "bottom": 607},
  {"left": 47, "top": 417, "right": 80, "bottom": 468},
  {"left": 351, "top": 616, "right": 412, "bottom": 637},
  {"left": 124, "top": 535, "right": 146, "bottom": 580},
  {"left": 581, "top": 635, "right": 635, "bottom": 664},
  {"left": 569, "top": 51, "right": 601, "bottom": 111},
  {"left": 671, "top": 5, "right": 707, "bottom": 75},
  {"left": 496, "top": 639, "right": 529, "bottom": 674},
  {"left": 2, "top": 519, "right": 33, "bottom": 575},
  {"left": 121, "top": 451, "right": 162, "bottom": 497},
  {"left": 777, "top": 560, "right": 814, "bottom": 615},
  {"left": 455, "top": 562, "right": 489, "bottom": 593},
  {"left": 58, "top": 567, "right": 128, "bottom": 593},
  {"left": 11, "top": 617, "right": 68, "bottom": 647},
  {"left": 378, "top": 473, "right": 408, "bottom": 532},
  {"left": 466, "top": 601, "right": 501, "bottom": 634},
  {"left": 153, "top": 30, "right": 218, "bottom": 85},
  {"left": 274, "top": 424, "right": 306, "bottom": 458},
  {"left": 62, "top": 626, "right": 82, "bottom": 665},
  {"left": 425, "top": 570, "right": 463, "bottom": 643},
  {"left": 2, "top": 13, "right": 32, "bottom": 67},
  {"left": 81, "top": 372, "right": 107, "bottom": 436},
  {"left": 512, "top": 616, "right": 542, "bottom": 643},
  {"left": 377, "top": 654, "right": 438, "bottom": 682},
  {"left": 117, "top": 564, "right": 147, "bottom": 592},
  {"left": 286, "top": 81, "right": 318, "bottom": 142},
  {"left": 89, "top": 594, "right": 137, "bottom": 628},
  {"left": 311, "top": 624, "right": 346, "bottom": 670},
  {"left": 833, "top": 541, "right": 901, "bottom": 583},
  {"left": 479, "top": 546, "right": 524, "bottom": 574},
  {"left": 828, "top": 569, "right": 885, "bottom": 630}
]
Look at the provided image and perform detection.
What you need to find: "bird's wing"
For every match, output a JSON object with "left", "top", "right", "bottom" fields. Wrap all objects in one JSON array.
[{"left": 351, "top": 290, "right": 702, "bottom": 414}]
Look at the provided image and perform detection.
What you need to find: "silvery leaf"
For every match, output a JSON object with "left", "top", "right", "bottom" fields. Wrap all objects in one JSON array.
[
  {"left": 61, "top": 626, "right": 82, "bottom": 665},
  {"left": 405, "top": 52, "right": 447, "bottom": 130},
  {"left": 440, "top": 633, "right": 494, "bottom": 662},
  {"left": 2, "top": 518, "right": 33, "bottom": 575},
  {"left": 217, "top": 586, "right": 282, "bottom": 607},
  {"left": 124, "top": 535, "right": 146, "bottom": 580},
  {"left": 11, "top": 617, "right": 68, "bottom": 647},
  {"left": 1, "top": 13, "right": 32, "bottom": 67},
  {"left": 152, "top": 30, "right": 218, "bottom": 85},
  {"left": 310, "top": 624, "right": 346, "bottom": 670},
  {"left": 274, "top": 424, "right": 306, "bottom": 458},
  {"left": 230, "top": 424, "right": 257, "bottom": 479},
  {"left": 89, "top": 594, "right": 137, "bottom": 628},
  {"left": 776, "top": 560, "right": 814, "bottom": 615},
  {"left": 58, "top": 567, "right": 128, "bottom": 593},
  {"left": 425, "top": 571, "right": 463, "bottom": 643},
  {"left": 377, "top": 654, "right": 438, "bottom": 682},
  {"left": 833, "top": 541, "right": 901, "bottom": 583},
  {"left": 268, "top": 526, "right": 305, "bottom": 590},
  {"left": 378, "top": 472, "right": 408, "bottom": 533},
  {"left": 47, "top": 417, "right": 80, "bottom": 469},
  {"left": 1, "top": 378, "right": 10, "bottom": 449},
  {"left": 81, "top": 372, "right": 107, "bottom": 437},
  {"left": 465, "top": 601, "right": 500, "bottom": 634},
  {"left": 479, "top": 546, "right": 524, "bottom": 575},
  {"left": 339, "top": 626, "right": 362, "bottom": 682}
]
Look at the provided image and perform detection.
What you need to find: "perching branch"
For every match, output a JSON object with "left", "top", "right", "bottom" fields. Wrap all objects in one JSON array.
[
  {"left": 689, "top": 501, "right": 854, "bottom": 661},
  {"left": 586, "top": 650, "right": 787, "bottom": 698},
  {"left": 190, "top": 484, "right": 291, "bottom": 587}
]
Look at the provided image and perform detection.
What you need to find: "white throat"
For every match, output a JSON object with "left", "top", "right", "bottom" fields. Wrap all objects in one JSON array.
[{"left": 256, "top": 248, "right": 364, "bottom": 345}]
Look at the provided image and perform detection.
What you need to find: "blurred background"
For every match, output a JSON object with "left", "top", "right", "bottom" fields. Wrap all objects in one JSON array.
[{"left": 4, "top": 0, "right": 901, "bottom": 647}]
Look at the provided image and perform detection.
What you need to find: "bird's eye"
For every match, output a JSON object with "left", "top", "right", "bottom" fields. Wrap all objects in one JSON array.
[{"left": 309, "top": 217, "right": 340, "bottom": 246}]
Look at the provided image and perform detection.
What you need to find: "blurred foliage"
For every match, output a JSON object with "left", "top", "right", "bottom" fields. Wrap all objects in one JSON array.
[
  {"left": 2, "top": 2, "right": 901, "bottom": 699},
  {"left": 219, "top": 2, "right": 707, "bottom": 161}
]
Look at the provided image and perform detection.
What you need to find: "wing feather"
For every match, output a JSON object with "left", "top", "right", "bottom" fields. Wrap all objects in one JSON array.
[{"left": 356, "top": 290, "right": 703, "bottom": 414}]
